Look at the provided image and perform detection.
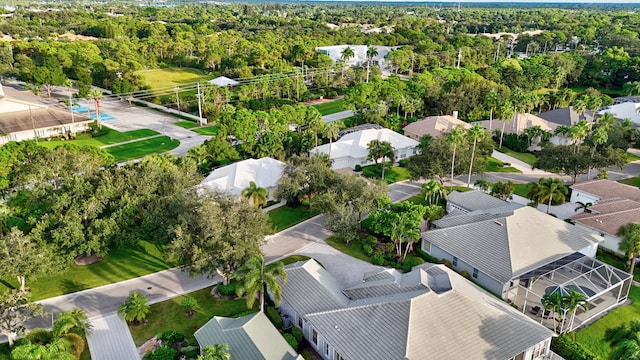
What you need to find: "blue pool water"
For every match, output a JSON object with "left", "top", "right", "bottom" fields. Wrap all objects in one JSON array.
[
  {"left": 69, "top": 105, "right": 89, "bottom": 113},
  {"left": 87, "top": 113, "right": 117, "bottom": 121}
]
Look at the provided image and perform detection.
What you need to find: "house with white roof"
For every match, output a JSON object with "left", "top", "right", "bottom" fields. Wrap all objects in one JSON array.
[
  {"left": 421, "top": 191, "right": 632, "bottom": 332},
  {"left": 402, "top": 115, "right": 472, "bottom": 140},
  {"left": 315, "top": 45, "right": 397, "bottom": 72},
  {"left": 599, "top": 102, "right": 640, "bottom": 126},
  {"left": 194, "top": 312, "right": 303, "bottom": 360},
  {"left": 277, "top": 259, "right": 555, "bottom": 360},
  {"left": 200, "top": 157, "right": 285, "bottom": 199},
  {"left": 309, "top": 128, "right": 419, "bottom": 170}
]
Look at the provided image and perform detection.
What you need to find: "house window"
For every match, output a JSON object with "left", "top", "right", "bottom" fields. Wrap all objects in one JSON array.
[
  {"left": 473, "top": 268, "right": 479, "bottom": 279},
  {"left": 423, "top": 241, "right": 431, "bottom": 253},
  {"left": 298, "top": 316, "right": 303, "bottom": 328},
  {"left": 325, "top": 343, "right": 330, "bottom": 355},
  {"left": 312, "top": 329, "right": 318, "bottom": 345},
  {"left": 452, "top": 256, "right": 458, "bottom": 267}
]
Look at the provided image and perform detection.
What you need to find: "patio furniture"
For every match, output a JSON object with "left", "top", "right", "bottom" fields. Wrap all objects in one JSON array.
[{"left": 530, "top": 306, "right": 541, "bottom": 315}]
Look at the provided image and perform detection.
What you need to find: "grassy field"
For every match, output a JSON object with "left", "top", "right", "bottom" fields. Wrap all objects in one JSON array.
[
  {"left": 40, "top": 128, "right": 159, "bottom": 148},
  {"left": 513, "top": 183, "right": 531, "bottom": 198},
  {"left": 107, "top": 136, "right": 180, "bottom": 162},
  {"left": 627, "top": 152, "right": 640, "bottom": 162},
  {"left": 325, "top": 236, "right": 370, "bottom": 262},
  {"left": 311, "top": 99, "right": 345, "bottom": 115},
  {"left": 619, "top": 176, "right": 640, "bottom": 187},
  {"left": 175, "top": 120, "right": 200, "bottom": 129},
  {"left": 129, "top": 286, "right": 255, "bottom": 346},
  {"left": 268, "top": 205, "right": 320, "bottom": 232},
  {"left": 192, "top": 126, "right": 219, "bottom": 136},
  {"left": 135, "top": 68, "right": 211, "bottom": 95},
  {"left": 495, "top": 147, "right": 538, "bottom": 166},
  {"left": 486, "top": 157, "right": 522, "bottom": 173},
  {"left": 575, "top": 286, "right": 640, "bottom": 359},
  {"left": 0, "top": 240, "right": 173, "bottom": 301}
]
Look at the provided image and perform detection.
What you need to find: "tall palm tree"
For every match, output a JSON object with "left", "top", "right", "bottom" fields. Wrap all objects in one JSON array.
[
  {"left": 541, "top": 290, "right": 563, "bottom": 331},
  {"left": 367, "top": 140, "right": 395, "bottom": 180},
  {"left": 235, "top": 256, "right": 287, "bottom": 313},
  {"left": 341, "top": 46, "right": 355, "bottom": 63},
  {"left": 306, "top": 108, "right": 325, "bottom": 148},
  {"left": 322, "top": 120, "right": 343, "bottom": 158},
  {"left": 241, "top": 181, "right": 268, "bottom": 209},
  {"left": 466, "top": 124, "right": 486, "bottom": 188},
  {"left": 485, "top": 89, "right": 500, "bottom": 131},
  {"left": 562, "top": 289, "right": 589, "bottom": 333},
  {"left": 117, "top": 291, "right": 150, "bottom": 325},
  {"left": 54, "top": 309, "right": 92, "bottom": 338},
  {"left": 366, "top": 46, "right": 378, "bottom": 83},
  {"left": 617, "top": 223, "right": 640, "bottom": 276},
  {"left": 200, "top": 344, "right": 231, "bottom": 360},
  {"left": 64, "top": 79, "right": 76, "bottom": 134},
  {"left": 88, "top": 88, "right": 104, "bottom": 130},
  {"left": 446, "top": 127, "right": 466, "bottom": 192},
  {"left": 422, "top": 180, "right": 446, "bottom": 205},
  {"left": 531, "top": 178, "right": 568, "bottom": 214},
  {"left": 497, "top": 102, "right": 514, "bottom": 148},
  {"left": 623, "top": 81, "right": 640, "bottom": 96}
]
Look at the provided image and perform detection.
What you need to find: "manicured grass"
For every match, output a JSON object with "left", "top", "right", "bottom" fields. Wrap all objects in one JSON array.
[
  {"left": 596, "top": 249, "right": 640, "bottom": 282},
  {"left": 107, "top": 136, "right": 180, "bottom": 162},
  {"left": 135, "top": 68, "right": 211, "bottom": 95},
  {"left": 325, "top": 235, "right": 371, "bottom": 262},
  {"left": 513, "top": 183, "right": 531, "bottom": 198},
  {"left": 280, "top": 255, "right": 311, "bottom": 266},
  {"left": 495, "top": 147, "right": 538, "bottom": 166},
  {"left": 40, "top": 128, "right": 159, "bottom": 148},
  {"left": 619, "top": 176, "right": 640, "bottom": 188},
  {"left": 362, "top": 165, "right": 412, "bottom": 184},
  {"left": 128, "top": 286, "right": 255, "bottom": 346},
  {"left": 191, "top": 126, "right": 219, "bottom": 136},
  {"left": 404, "top": 194, "right": 430, "bottom": 206},
  {"left": 575, "top": 286, "right": 640, "bottom": 359},
  {"left": 268, "top": 205, "right": 320, "bottom": 233},
  {"left": 627, "top": 152, "right": 640, "bottom": 162},
  {"left": 0, "top": 240, "right": 173, "bottom": 301},
  {"left": 175, "top": 120, "right": 199, "bottom": 129},
  {"left": 311, "top": 99, "right": 345, "bottom": 115},
  {"left": 485, "top": 157, "right": 522, "bottom": 173}
]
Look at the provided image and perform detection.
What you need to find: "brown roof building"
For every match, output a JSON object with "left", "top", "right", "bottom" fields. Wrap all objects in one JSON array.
[{"left": 402, "top": 115, "right": 471, "bottom": 140}]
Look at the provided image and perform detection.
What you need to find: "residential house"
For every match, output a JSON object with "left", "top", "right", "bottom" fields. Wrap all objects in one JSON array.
[
  {"left": 0, "top": 84, "right": 93, "bottom": 144},
  {"left": 570, "top": 179, "right": 640, "bottom": 254},
  {"left": 277, "top": 259, "right": 555, "bottom": 360},
  {"left": 200, "top": 157, "right": 285, "bottom": 200},
  {"left": 309, "top": 128, "right": 419, "bottom": 170},
  {"left": 537, "top": 107, "right": 595, "bottom": 127},
  {"left": 314, "top": 45, "right": 396, "bottom": 72},
  {"left": 445, "top": 190, "right": 520, "bottom": 214},
  {"left": 421, "top": 190, "right": 631, "bottom": 332},
  {"left": 599, "top": 102, "right": 640, "bottom": 126},
  {"left": 194, "top": 312, "right": 303, "bottom": 360},
  {"left": 402, "top": 115, "right": 471, "bottom": 140}
]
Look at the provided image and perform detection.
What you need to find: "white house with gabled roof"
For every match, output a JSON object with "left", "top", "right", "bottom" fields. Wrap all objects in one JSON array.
[{"left": 200, "top": 157, "right": 285, "bottom": 199}]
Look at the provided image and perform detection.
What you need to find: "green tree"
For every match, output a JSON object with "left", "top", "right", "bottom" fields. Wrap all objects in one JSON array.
[
  {"left": 10, "top": 337, "right": 75, "bottom": 360},
  {"left": 235, "top": 256, "right": 287, "bottom": 313},
  {"left": 562, "top": 289, "right": 589, "bottom": 333},
  {"left": 88, "top": 88, "right": 104, "bottom": 130},
  {"left": 53, "top": 309, "right": 92, "bottom": 338},
  {"left": 199, "top": 344, "right": 231, "bottom": 360},
  {"left": 306, "top": 107, "right": 325, "bottom": 148},
  {"left": 446, "top": 127, "right": 466, "bottom": 191},
  {"left": 367, "top": 140, "right": 395, "bottom": 180},
  {"left": 541, "top": 291, "right": 563, "bottom": 331},
  {"left": 466, "top": 124, "right": 487, "bottom": 188},
  {"left": 241, "top": 181, "right": 268, "bottom": 209},
  {"left": 0, "top": 290, "right": 44, "bottom": 347},
  {"left": 617, "top": 223, "right": 640, "bottom": 276},
  {"left": 422, "top": 180, "right": 446, "bottom": 205},
  {"left": 605, "top": 320, "right": 640, "bottom": 360},
  {"left": 341, "top": 46, "right": 355, "bottom": 63},
  {"left": 117, "top": 291, "right": 150, "bottom": 325},
  {"left": 322, "top": 121, "right": 343, "bottom": 158},
  {"left": 274, "top": 154, "right": 334, "bottom": 209},
  {"left": 529, "top": 177, "right": 568, "bottom": 214}
]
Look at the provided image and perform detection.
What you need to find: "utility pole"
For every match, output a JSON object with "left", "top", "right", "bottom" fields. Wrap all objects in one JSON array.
[
  {"left": 495, "top": 43, "right": 501, "bottom": 62},
  {"left": 458, "top": 0, "right": 461, "bottom": 12},
  {"left": 456, "top": 48, "right": 462, "bottom": 68},
  {"left": 174, "top": 86, "right": 180, "bottom": 113},
  {"left": 366, "top": 59, "right": 370, "bottom": 83},
  {"left": 196, "top": 82, "right": 204, "bottom": 126}
]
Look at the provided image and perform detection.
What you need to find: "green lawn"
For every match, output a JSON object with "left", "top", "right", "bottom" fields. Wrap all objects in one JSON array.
[
  {"left": 311, "top": 99, "right": 345, "bottom": 115},
  {"left": 40, "top": 128, "right": 159, "bottom": 148},
  {"left": 268, "top": 205, "right": 320, "bottom": 233},
  {"left": 106, "top": 136, "right": 180, "bottom": 162},
  {"left": 0, "top": 240, "right": 173, "bottom": 301},
  {"left": 362, "top": 165, "right": 412, "bottom": 184},
  {"left": 495, "top": 147, "right": 538, "bottom": 166},
  {"left": 280, "top": 255, "right": 311, "bottom": 266},
  {"left": 513, "top": 183, "right": 531, "bottom": 198},
  {"left": 575, "top": 286, "right": 640, "bottom": 359},
  {"left": 325, "top": 235, "right": 371, "bottom": 262},
  {"left": 191, "top": 126, "right": 219, "bottom": 136},
  {"left": 485, "top": 157, "right": 522, "bottom": 173},
  {"left": 627, "top": 152, "right": 640, "bottom": 162},
  {"left": 175, "top": 120, "right": 199, "bottom": 129},
  {"left": 619, "top": 176, "right": 640, "bottom": 187},
  {"left": 135, "top": 68, "right": 211, "bottom": 95},
  {"left": 128, "top": 286, "right": 255, "bottom": 346}
]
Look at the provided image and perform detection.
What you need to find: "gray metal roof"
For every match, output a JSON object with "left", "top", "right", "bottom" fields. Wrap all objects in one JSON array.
[
  {"left": 281, "top": 260, "right": 349, "bottom": 315},
  {"left": 86, "top": 314, "right": 140, "bottom": 360},
  {"left": 423, "top": 207, "right": 603, "bottom": 283},
  {"left": 537, "top": 107, "right": 595, "bottom": 126},
  {"left": 194, "top": 312, "right": 301, "bottom": 360},
  {"left": 447, "top": 190, "right": 511, "bottom": 212}
]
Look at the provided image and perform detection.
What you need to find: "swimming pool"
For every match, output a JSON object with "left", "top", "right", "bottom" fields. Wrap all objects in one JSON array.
[{"left": 87, "top": 113, "right": 117, "bottom": 121}]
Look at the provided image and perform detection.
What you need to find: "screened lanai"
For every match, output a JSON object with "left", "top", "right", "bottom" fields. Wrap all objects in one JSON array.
[{"left": 507, "top": 252, "right": 632, "bottom": 333}]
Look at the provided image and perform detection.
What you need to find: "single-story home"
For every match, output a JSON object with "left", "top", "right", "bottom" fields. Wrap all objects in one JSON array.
[
  {"left": 194, "top": 312, "right": 302, "bottom": 360},
  {"left": 402, "top": 115, "right": 472, "bottom": 140},
  {"left": 200, "top": 157, "right": 285, "bottom": 199},
  {"left": 208, "top": 76, "right": 240, "bottom": 87},
  {"left": 309, "top": 128, "right": 419, "bottom": 170},
  {"left": 537, "top": 107, "right": 595, "bottom": 127},
  {"left": 599, "top": 102, "right": 640, "bottom": 126},
  {"left": 570, "top": 179, "right": 640, "bottom": 254},
  {"left": 315, "top": 45, "right": 396, "bottom": 71},
  {"left": 422, "top": 190, "right": 632, "bottom": 332},
  {"left": 277, "top": 259, "right": 555, "bottom": 360},
  {"left": 0, "top": 84, "right": 93, "bottom": 144}
]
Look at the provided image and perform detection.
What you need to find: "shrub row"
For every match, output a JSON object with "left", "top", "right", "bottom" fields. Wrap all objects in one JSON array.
[{"left": 551, "top": 335, "right": 598, "bottom": 360}]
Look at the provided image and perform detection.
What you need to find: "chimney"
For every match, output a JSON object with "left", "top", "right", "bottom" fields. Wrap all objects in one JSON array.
[{"left": 452, "top": 110, "right": 458, "bottom": 119}]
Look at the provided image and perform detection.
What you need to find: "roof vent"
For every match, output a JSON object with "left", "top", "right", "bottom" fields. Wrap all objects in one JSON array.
[{"left": 494, "top": 220, "right": 503, "bottom": 226}]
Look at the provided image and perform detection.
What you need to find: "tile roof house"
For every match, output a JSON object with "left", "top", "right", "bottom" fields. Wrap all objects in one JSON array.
[
  {"left": 194, "top": 312, "right": 302, "bottom": 360},
  {"left": 277, "top": 259, "right": 555, "bottom": 360},
  {"left": 309, "top": 128, "right": 419, "bottom": 170},
  {"left": 200, "top": 157, "right": 285, "bottom": 199},
  {"left": 422, "top": 192, "right": 631, "bottom": 332},
  {"left": 475, "top": 113, "right": 558, "bottom": 135},
  {"left": 0, "top": 84, "right": 92, "bottom": 144},
  {"left": 570, "top": 179, "right": 640, "bottom": 254},
  {"left": 402, "top": 115, "right": 471, "bottom": 140},
  {"left": 537, "top": 107, "right": 595, "bottom": 127}
]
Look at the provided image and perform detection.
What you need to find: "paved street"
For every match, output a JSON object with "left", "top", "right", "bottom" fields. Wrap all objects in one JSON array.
[{"left": 322, "top": 110, "right": 353, "bottom": 123}]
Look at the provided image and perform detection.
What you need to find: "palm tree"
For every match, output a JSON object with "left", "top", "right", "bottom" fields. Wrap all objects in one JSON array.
[
  {"left": 466, "top": 124, "right": 486, "bottom": 188},
  {"left": 117, "top": 291, "right": 150, "bottom": 325},
  {"left": 572, "top": 119, "right": 591, "bottom": 152},
  {"left": 54, "top": 309, "right": 92, "bottom": 337},
  {"left": 367, "top": 140, "right": 395, "bottom": 180},
  {"left": 605, "top": 320, "right": 640, "bottom": 360},
  {"left": 562, "top": 289, "right": 589, "bottom": 333},
  {"left": 574, "top": 201, "right": 593, "bottom": 214},
  {"left": 531, "top": 178, "right": 568, "bottom": 214},
  {"left": 306, "top": 108, "right": 324, "bottom": 148},
  {"left": 617, "top": 223, "right": 640, "bottom": 276},
  {"left": 64, "top": 79, "right": 76, "bottom": 134},
  {"left": 541, "top": 290, "right": 564, "bottom": 331},
  {"left": 88, "top": 88, "right": 104, "bottom": 130},
  {"left": 11, "top": 337, "right": 75, "bottom": 360},
  {"left": 366, "top": 46, "right": 378, "bottom": 83},
  {"left": 422, "top": 180, "right": 446, "bottom": 205},
  {"left": 474, "top": 179, "right": 493, "bottom": 193},
  {"left": 497, "top": 102, "right": 514, "bottom": 148},
  {"left": 623, "top": 81, "right": 640, "bottom": 96},
  {"left": 341, "top": 46, "right": 355, "bottom": 63},
  {"left": 446, "top": 127, "right": 466, "bottom": 191},
  {"left": 235, "top": 256, "right": 287, "bottom": 313},
  {"left": 323, "top": 121, "right": 343, "bottom": 158},
  {"left": 199, "top": 344, "right": 231, "bottom": 360},
  {"left": 241, "top": 181, "right": 268, "bottom": 209},
  {"left": 485, "top": 89, "right": 500, "bottom": 131}
]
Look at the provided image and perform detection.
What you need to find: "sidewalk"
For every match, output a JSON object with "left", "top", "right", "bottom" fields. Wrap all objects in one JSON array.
[{"left": 322, "top": 110, "right": 353, "bottom": 123}]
